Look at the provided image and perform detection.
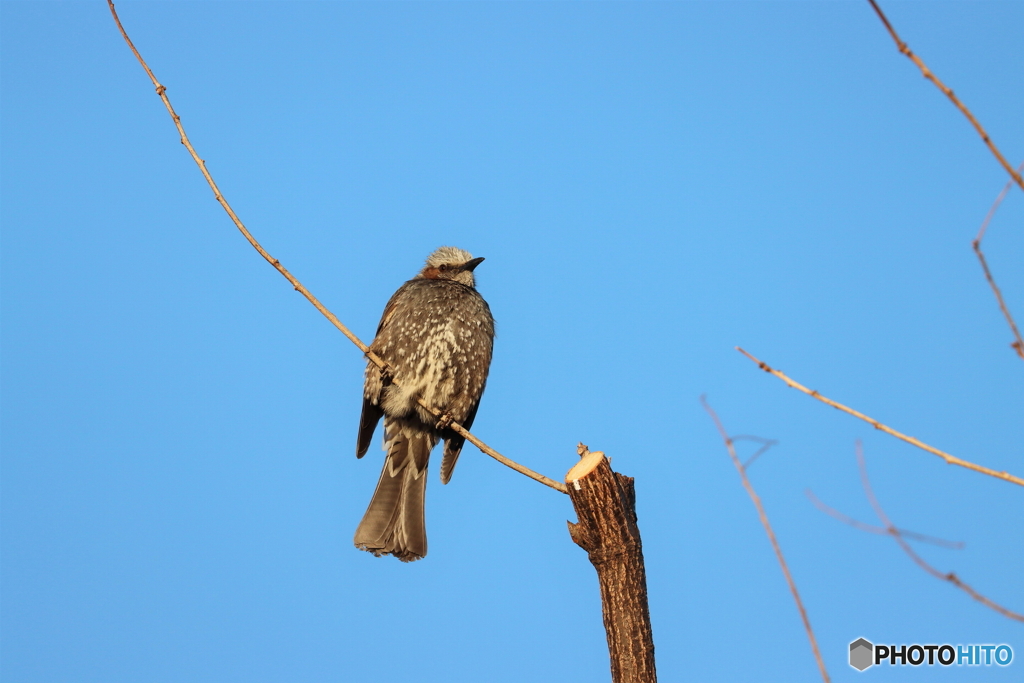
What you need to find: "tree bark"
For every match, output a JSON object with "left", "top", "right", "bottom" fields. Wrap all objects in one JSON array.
[{"left": 566, "top": 445, "right": 657, "bottom": 683}]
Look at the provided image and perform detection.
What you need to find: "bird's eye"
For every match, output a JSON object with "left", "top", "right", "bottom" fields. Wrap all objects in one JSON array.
[{"left": 439, "top": 264, "right": 449, "bottom": 272}]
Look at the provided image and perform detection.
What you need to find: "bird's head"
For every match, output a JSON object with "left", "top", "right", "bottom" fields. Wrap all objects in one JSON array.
[{"left": 418, "top": 246, "right": 485, "bottom": 288}]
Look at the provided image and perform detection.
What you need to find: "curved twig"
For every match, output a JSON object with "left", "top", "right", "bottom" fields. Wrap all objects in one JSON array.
[
  {"left": 866, "top": 0, "right": 1023, "bottom": 192},
  {"left": 805, "top": 489, "right": 964, "bottom": 549},
  {"left": 702, "top": 397, "right": 830, "bottom": 683},
  {"left": 106, "top": 0, "right": 567, "bottom": 494},
  {"left": 731, "top": 435, "right": 778, "bottom": 470},
  {"left": 855, "top": 443, "right": 1023, "bottom": 622},
  {"left": 737, "top": 348, "right": 1024, "bottom": 487},
  {"left": 973, "top": 162, "right": 1024, "bottom": 360}
]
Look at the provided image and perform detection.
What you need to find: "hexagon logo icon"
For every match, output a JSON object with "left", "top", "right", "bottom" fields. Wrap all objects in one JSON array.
[{"left": 850, "top": 638, "right": 874, "bottom": 671}]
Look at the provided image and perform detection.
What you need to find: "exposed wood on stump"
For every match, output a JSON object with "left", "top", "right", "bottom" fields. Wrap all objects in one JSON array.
[{"left": 566, "top": 444, "right": 657, "bottom": 683}]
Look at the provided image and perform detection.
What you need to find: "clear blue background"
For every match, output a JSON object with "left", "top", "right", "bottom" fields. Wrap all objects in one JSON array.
[{"left": 2, "top": 2, "right": 1022, "bottom": 681}]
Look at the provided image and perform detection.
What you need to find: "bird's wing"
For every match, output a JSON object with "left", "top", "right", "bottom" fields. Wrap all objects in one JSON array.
[
  {"left": 374, "top": 280, "right": 417, "bottom": 336},
  {"left": 357, "top": 282, "right": 417, "bottom": 458},
  {"left": 356, "top": 397, "right": 384, "bottom": 458}
]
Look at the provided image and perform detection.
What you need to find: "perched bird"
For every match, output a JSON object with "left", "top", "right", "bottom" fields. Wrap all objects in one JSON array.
[{"left": 354, "top": 246, "right": 495, "bottom": 562}]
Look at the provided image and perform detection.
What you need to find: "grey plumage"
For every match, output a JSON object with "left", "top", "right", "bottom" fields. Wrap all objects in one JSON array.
[{"left": 354, "top": 247, "right": 495, "bottom": 562}]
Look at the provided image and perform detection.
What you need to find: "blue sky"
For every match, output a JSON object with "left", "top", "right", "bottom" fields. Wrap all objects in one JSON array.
[{"left": 2, "top": 2, "right": 1022, "bottom": 681}]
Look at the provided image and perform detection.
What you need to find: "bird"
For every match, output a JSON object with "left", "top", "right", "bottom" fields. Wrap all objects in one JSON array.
[{"left": 353, "top": 246, "right": 495, "bottom": 562}]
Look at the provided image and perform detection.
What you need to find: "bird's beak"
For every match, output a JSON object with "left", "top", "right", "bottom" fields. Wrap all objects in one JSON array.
[{"left": 462, "top": 257, "right": 485, "bottom": 272}]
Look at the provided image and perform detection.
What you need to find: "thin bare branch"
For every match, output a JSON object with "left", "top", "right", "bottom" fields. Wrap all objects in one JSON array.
[
  {"left": 973, "top": 162, "right": 1024, "bottom": 360},
  {"left": 701, "top": 397, "right": 830, "bottom": 683},
  {"left": 855, "top": 443, "right": 1023, "bottom": 622},
  {"left": 805, "top": 489, "right": 964, "bottom": 549},
  {"left": 736, "top": 348, "right": 1024, "bottom": 487},
  {"left": 106, "top": 1, "right": 567, "bottom": 494},
  {"left": 732, "top": 435, "right": 779, "bottom": 470},
  {"left": 866, "top": 0, "right": 1023, "bottom": 192}
]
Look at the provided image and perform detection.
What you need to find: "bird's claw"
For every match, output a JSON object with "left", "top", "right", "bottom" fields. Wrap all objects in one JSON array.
[{"left": 435, "top": 412, "right": 454, "bottom": 431}]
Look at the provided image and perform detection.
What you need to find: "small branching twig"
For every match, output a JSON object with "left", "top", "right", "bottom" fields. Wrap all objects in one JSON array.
[
  {"left": 805, "top": 490, "right": 963, "bottom": 549},
  {"left": 701, "top": 397, "right": 830, "bottom": 683},
  {"left": 106, "top": 1, "right": 566, "bottom": 494},
  {"left": 737, "top": 348, "right": 1024, "bottom": 487},
  {"left": 973, "top": 162, "right": 1024, "bottom": 361},
  {"left": 731, "top": 435, "right": 779, "bottom": 470},
  {"left": 866, "top": 0, "right": 1023, "bottom": 192},
  {"left": 852, "top": 443, "right": 1023, "bottom": 622}
]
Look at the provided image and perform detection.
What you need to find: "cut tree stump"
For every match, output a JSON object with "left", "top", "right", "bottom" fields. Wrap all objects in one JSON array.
[{"left": 566, "top": 444, "right": 657, "bottom": 683}]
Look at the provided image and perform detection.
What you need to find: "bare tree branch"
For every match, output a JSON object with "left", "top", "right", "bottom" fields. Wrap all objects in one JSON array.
[
  {"left": 106, "top": 0, "right": 567, "bottom": 494},
  {"left": 731, "top": 435, "right": 779, "bottom": 470},
  {"left": 701, "top": 397, "right": 830, "bottom": 683},
  {"left": 805, "top": 489, "right": 964, "bottom": 549},
  {"left": 973, "top": 162, "right": 1024, "bottom": 360},
  {"left": 854, "top": 443, "right": 1024, "bottom": 622},
  {"left": 866, "top": 0, "right": 1023, "bottom": 192},
  {"left": 737, "top": 348, "right": 1024, "bottom": 487}
]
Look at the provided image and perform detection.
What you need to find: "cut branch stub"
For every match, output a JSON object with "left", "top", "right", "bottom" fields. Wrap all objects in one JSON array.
[{"left": 566, "top": 447, "right": 657, "bottom": 683}]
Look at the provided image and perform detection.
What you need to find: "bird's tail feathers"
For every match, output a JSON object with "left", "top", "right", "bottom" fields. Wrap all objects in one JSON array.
[{"left": 353, "top": 420, "right": 436, "bottom": 562}]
